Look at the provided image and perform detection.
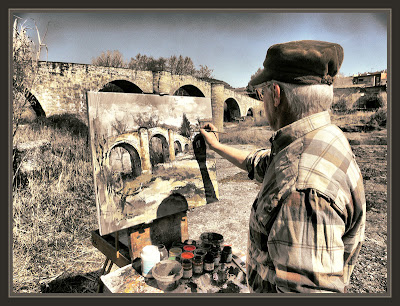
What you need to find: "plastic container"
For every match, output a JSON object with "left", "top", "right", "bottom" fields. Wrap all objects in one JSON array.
[
  {"left": 141, "top": 245, "right": 161, "bottom": 278},
  {"left": 152, "top": 260, "right": 183, "bottom": 291}
]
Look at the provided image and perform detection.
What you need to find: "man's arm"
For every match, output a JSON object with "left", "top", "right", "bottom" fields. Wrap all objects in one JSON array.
[{"left": 200, "top": 123, "right": 250, "bottom": 171}]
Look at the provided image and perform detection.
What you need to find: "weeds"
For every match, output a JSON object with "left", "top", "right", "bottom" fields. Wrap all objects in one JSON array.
[{"left": 12, "top": 118, "right": 96, "bottom": 293}]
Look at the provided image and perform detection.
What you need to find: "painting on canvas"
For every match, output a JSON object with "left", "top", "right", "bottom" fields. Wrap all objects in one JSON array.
[{"left": 86, "top": 91, "right": 218, "bottom": 235}]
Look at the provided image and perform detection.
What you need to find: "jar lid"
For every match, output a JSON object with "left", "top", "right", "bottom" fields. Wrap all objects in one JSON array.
[
  {"left": 194, "top": 255, "right": 202, "bottom": 261},
  {"left": 142, "top": 245, "right": 159, "bottom": 254},
  {"left": 222, "top": 246, "right": 232, "bottom": 252}
]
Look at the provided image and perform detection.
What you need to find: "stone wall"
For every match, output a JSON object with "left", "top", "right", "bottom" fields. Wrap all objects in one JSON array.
[{"left": 30, "top": 61, "right": 263, "bottom": 127}]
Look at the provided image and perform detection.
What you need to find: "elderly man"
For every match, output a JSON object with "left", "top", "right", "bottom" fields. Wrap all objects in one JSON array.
[{"left": 200, "top": 40, "right": 366, "bottom": 293}]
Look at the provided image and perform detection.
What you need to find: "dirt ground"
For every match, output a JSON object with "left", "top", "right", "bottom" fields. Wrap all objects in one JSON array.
[{"left": 26, "top": 123, "right": 387, "bottom": 294}]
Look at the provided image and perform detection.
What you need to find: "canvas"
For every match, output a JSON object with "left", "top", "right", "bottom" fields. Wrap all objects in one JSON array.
[{"left": 86, "top": 91, "right": 219, "bottom": 236}]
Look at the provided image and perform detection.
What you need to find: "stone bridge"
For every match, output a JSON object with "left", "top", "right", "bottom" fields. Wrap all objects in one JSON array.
[
  {"left": 104, "top": 127, "right": 192, "bottom": 176},
  {"left": 27, "top": 61, "right": 264, "bottom": 131}
]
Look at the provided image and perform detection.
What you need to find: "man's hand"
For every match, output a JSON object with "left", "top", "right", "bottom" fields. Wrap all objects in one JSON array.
[
  {"left": 199, "top": 123, "right": 250, "bottom": 171},
  {"left": 200, "top": 123, "right": 220, "bottom": 150}
]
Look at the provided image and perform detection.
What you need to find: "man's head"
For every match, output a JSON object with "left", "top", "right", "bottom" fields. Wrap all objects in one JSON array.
[{"left": 249, "top": 40, "right": 344, "bottom": 130}]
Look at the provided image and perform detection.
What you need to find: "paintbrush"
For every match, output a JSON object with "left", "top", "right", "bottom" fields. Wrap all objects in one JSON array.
[{"left": 199, "top": 129, "right": 227, "bottom": 134}]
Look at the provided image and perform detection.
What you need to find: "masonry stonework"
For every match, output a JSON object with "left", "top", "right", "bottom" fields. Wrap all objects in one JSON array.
[{"left": 31, "top": 61, "right": 263, "bottom": 126}]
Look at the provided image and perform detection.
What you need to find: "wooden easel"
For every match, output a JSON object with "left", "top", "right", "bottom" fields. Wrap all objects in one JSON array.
[{"left": 91, "top": 210, "right": 189, "bottom": 292}]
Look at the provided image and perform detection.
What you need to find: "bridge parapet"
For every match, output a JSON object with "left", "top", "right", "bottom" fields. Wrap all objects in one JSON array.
[{"left": 29, "top": 61, "right": 263, "bottom": 127}]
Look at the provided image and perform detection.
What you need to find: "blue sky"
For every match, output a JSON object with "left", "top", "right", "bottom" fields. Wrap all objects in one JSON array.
[{"left": 12, "top": 10, "right": 388, "bottom": 88}]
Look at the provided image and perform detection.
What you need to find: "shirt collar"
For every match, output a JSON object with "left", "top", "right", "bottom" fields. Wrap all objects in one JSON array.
[{"left": 269, "top": 111, "right": 331, "bottom": 153}]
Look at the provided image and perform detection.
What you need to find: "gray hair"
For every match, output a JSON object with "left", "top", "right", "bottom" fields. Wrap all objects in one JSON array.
[{"left": 268, "top": 80, "right": 333, "bottom": 119}]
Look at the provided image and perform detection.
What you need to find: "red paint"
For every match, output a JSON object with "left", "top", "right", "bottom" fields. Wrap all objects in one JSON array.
[
  {"left": 183, "top": 245, "right": 196, "bottom": 252},
  {"left": 181, "top": 252, "right": 194, "bottom": 259}
]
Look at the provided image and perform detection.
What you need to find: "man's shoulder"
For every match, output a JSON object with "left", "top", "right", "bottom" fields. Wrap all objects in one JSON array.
[
  {"left": 296, "top": 123, "right": 356, "bottom": 207},
  {"left": 304, "top": 123, "right": 350, "bottom": 151}
]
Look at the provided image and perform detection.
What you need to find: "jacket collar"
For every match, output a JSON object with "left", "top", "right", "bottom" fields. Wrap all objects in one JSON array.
[{"left": 269, "top": 111, "right": 331, "bottom": 154}]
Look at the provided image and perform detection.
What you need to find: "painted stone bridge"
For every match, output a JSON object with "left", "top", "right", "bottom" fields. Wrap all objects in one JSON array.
[
  {"left": 28, "top": 61, "right": 264, "bottom": 131},
  {"left": 105, "top": 127, "right": 192, "bottom": 176}
]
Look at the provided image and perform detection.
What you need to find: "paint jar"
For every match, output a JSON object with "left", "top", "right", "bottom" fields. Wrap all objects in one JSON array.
[
  {"left": 182, "top": 258, "right": 193, "bottom": 279},
  {"left": 183, "top": 245, "right": 196, "bottom": 253},
  {"left": 193, "top": 248, "right": 207, "bottom": 260},
  {"left": 192, "top": 255, "right": 204, "bottom": 275},
  {"left": 184, "top": 239, "right": 197, "bottom": 246},
  {"left": 200, "top": 232, "right": 224, "bottom": 249},
  {"left": 172, "top": 241, "right": 185, "bottom": 249},
  {"left": 201, "top": 243, "right": 212, "bottom": 253},
  {"left": 141, "top": 245, "right": 161, "bottom": 278},
  {"left": 158, "top": 244, "right": 169, "bottom": 261},
  {"left": 221, "top": 246, "right": 232, "bottom": 263},
  {"left": 210, "top": 247, "right": 221, "bottom": 267},
  {"left": 181, "top": 252, "right": 194, "bottom": 261},
  {"left": 203, "top": 252, "right": 214, "bottom": 273},
  {"left": 169, "top": 247, "right": 182, "bottom": 259}
]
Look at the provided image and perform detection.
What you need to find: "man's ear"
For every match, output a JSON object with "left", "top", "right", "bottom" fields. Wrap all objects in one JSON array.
[{"left": 272, "top": 83, "right": 281, "bottom": 107}]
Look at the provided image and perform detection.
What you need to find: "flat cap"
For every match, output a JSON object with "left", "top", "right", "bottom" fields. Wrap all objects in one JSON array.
[{"left": 249, "top": 40, "right": 344, "bottom": 86}]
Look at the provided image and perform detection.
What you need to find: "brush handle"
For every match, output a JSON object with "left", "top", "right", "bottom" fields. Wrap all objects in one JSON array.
[{"left": 202, "top": 129, "right": 226, "bottom": 134}]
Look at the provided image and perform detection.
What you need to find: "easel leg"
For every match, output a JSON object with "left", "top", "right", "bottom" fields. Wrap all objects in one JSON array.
[{"left": 97, "top": 257, "right": 113, "bottom": 293}]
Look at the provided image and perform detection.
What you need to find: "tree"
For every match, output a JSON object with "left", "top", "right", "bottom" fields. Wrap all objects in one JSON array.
[
  {"left": 103, "top": 50, "right": 214, "bottom": 79},
  {"left": 167, "top": 55, "right": 178, "bottom": 74},
  {"left": 180, "top": 113, "right": 191, "bottom": 138},
  {"left": 195, "top": 65, "right": 214, "bottom": 79},
  {"left": 12, "top": 17, "right": 47, "bottom": 137},
  {"left": 92, "top": 50, "right": 125, "bottom": 68}
]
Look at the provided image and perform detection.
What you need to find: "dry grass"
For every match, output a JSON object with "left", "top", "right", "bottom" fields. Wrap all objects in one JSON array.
[
  {"left": 12, "top": 116, "right": 99, "bottom": 293},
  {"left": 219, "top": 119, "right": 272, "bottom": 147}
]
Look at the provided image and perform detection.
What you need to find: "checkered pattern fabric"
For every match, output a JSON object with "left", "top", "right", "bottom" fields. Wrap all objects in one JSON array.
[{"left": 245, "top": 111, "right": 366, "bottom": 293}]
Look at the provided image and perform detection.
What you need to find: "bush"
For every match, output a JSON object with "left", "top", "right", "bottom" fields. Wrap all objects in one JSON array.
[
  {"left": 355, "top": 94, "right": 384, "bottom": 110},
  {"left": 332, "top": 97, "right": 351, "bottom": 113},
  {"left": 367, "top": 108, "right": 387, "bottom": 128}
]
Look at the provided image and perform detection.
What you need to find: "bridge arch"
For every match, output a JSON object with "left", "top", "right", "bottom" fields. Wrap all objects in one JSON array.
[
  {"left": 174, "top": 140, "right": 182, "bottom": 155},
  {"left": 224, "top": 98, "right": 241, "bottom": 122},
  {"left": 173, "top": 84, "right": 205, "bottom": 97},
  {"left": 246, "top": 108, "right": 254, "bottom": 118},
  {"left": 149, "top": 133, "right": 170, "bottom": 167},
  {"left": 107, "top": 141, "right": 142, "bottom": 180},
  {"left": 99, "top": 79, "right": 143, "bottom": 93},
  {"left": 25, "top": 91, "right": 46, "bottom": 118}
]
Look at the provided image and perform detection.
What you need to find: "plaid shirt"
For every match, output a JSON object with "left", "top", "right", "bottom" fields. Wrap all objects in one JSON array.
[{"left": 245, "top": 111, "right": 366, "bottom": 293}]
